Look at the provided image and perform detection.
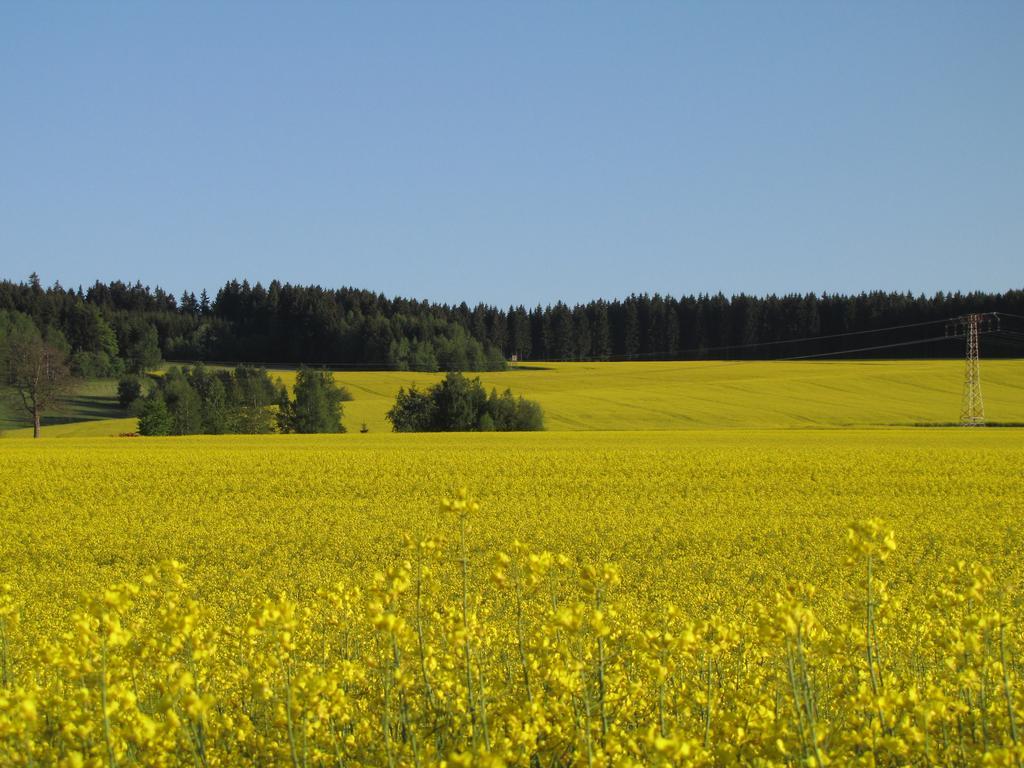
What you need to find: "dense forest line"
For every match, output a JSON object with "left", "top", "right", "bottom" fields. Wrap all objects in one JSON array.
[{"left": 1, "top": 274, "right": 1022, "bottom": 373}]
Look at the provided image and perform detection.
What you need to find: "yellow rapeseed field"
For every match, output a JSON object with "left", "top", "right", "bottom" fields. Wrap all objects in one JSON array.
[
  {"left": 1, "top": 428, "right": 1023, "bottom": 765},
  {"left": 219, "top": 358, "right": 1024, "bottom": 432}
]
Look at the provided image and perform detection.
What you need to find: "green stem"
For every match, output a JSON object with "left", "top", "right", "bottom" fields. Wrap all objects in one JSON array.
[
  {"left": 703, "top": 652, "right": 713, "bottom": 749},
  {"left": 477, "top": 650, "right": 491, "bottom": 751},
  {"left": 381, "top": 636, "right": 396, "bottom": 768},
  {"left": 796, "top": 628, "right": 824, "bottom": 766},
  {"left": 414, "top": 555, "right": 435, "bottom": 707},
  {"left": 392, "top": 633, "right": 420, "bottom": 768},
  {"left": 657, "top": 652, "right": 667, "bottom": 738},
  {"left": 580, "top": 665, "right": 595, "bottom": 768},
  {"left": 1000, "top": 623, "right": 1021, "bottom": 765},
  {"left": 514, "top": 567, "right": 533, "bottom": 703},
  {"left": 595, "top": 588, "right": 608, "bottom": 743},
  {"left": 0, "top": 618, "right": 9, "bottom": 687},
  {"left": 786, "top": 642, "right": 809, "bottom": 762},
  {"left": 459, "top": 511, "right": 477, "bottom": 747},
  {"left": 284, "top": 661, "right": 300, "bottom": 768},
  {"left": 100, "top": 633, "right": 118, "bottom": 768}
]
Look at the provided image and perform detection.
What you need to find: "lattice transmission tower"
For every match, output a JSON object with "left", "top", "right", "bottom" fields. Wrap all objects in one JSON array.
[{"left": 952, "top": 314, "right": 987, "bottom": 426}]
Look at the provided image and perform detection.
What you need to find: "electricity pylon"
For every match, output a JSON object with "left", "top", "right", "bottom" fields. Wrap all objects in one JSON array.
[{"left": 957, "top": 314, "right": 985, "bottom": 426}]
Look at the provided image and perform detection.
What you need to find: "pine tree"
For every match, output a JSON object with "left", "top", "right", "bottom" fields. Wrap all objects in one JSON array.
[
  {"left": 137, "top": 392, "right": 172, "bottom": 436},
  {"left": 623, "top": 301, "right": 640, "bottom": 358},
  {"left": 277, "top": 366, "right": 349, "bottom": 433}
]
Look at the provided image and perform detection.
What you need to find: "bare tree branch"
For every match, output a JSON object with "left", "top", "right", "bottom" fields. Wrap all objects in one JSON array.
[{"left": 2, "top": 329, "right": 75, "bottom": 437}]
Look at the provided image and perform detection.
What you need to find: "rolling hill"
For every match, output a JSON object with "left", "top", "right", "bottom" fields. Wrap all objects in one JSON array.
[{"left": 2, "top": 359, "right": 1022, "bottom": 437}]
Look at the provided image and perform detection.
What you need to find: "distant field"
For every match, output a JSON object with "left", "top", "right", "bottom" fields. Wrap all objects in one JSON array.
[
  {"left": 321, "top": 359, "right": 1024, "bottom": 432},
  {"left": 0, "top": 378, "right": 133, "bottom": 436},
  {"left": 2, "top": 359, "right": 1022, "bottom": 437}
]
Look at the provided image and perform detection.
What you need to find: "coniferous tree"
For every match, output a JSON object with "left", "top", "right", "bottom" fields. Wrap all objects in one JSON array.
[
  {"left": 180, "top": 291, "right": 200, "bottom": 317},
  {"left": 277, "top": 366, "right": 349, "bottom": 433},
  {"left": 117, "top": 317, "right": 162, "bottom": 373},
  {"left": 622, "top": 301, "right": 640, "bottom": 358},
  {"left": 573, "top": 305, "right": 591, "bottom": 360},
  {"left": 590, "top": 301, "right": 612, "bottom": 360},
  {"left": 117, "top": 375, "right": 143, "bottom": 409},
  {"left": 529, "top": 306, "right": 546, "bottom": 359},
  {"left": 509, "top": 306, "right": 532, "bottom": 360},
  {"left": 65, "top": 303, "right": 121, "bottom": 377},
  {"left": 486, "top": 308, "right": 507, "bottom": 353},
  {"left": 137, "top": 392, "right": 172, "bottom": 436}
]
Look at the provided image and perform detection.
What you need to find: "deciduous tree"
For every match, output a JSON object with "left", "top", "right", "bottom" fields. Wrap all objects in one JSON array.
[{"left": 0, "top": 321, "right": 74, "bottom": 437}]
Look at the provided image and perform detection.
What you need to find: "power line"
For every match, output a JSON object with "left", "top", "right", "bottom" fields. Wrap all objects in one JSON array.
[
  {"left": 779, "top": 335, "right": 956, "bottom": 361},
  {"left": 606, "top": 317, "right": 956, "bottom": 361},
  {"left": 166, "top": 358, "right": 448, "bottom": 373},
  {"left": 503, "top": 317, "right": 961, "bottom": 364}
]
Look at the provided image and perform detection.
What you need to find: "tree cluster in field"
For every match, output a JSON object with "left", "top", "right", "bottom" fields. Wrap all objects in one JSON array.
[
  {"left": 133, "top": 364, "right": 351, "bottom": 436},
  {"left": 386, "top": 372, "right": 544, "bottom": 432},
  {"left": 2, "top": 275, "right": 1023, "bottom": 370}
]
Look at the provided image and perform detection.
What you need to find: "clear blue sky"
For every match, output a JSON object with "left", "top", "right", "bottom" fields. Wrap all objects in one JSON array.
[{"left": 1, "top": 2, "right": 1021, "bottom": 307}]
